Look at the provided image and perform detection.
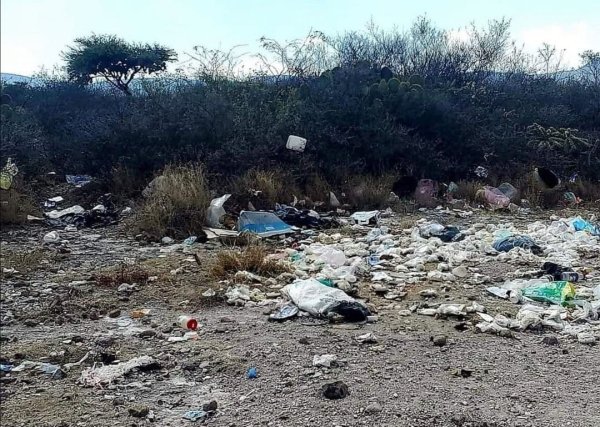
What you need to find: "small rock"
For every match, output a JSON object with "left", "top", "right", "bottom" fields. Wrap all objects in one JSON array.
[
  {"left": 365, "top": 402, "right": 382, "bottom": 414},
  {"left": 454, "top": 368, "right": 473, "bottom": 378},
  {"left": 23, "top": 319, "right": 39, "bottom": 327},
  {"left": 203, "top": 289, "right": 216, "bottom": 297},
  {"left": 451, "top": 266, "right": 468, "bottom": 278},
  {"left": 88, "top": 311, "right": 100, "bottom": 321},
  {"left": 220, "top": 317, "right": 235, "bottom": 323},
  {"left": 577, "top": 332, "right": 596, "bottom": 345},
  {"left": 298, "top": 337, "right": 310, "bottom": 345},
  {"left": 108, "top": 309, "right": 121, "bottom": 318},
  {"left": 95, "top": 336, "right": 115, "bottom": 347},
  {"left": 542, "top": 336, "right": 559, "bottom": 346},
  {"left": 202, "top": 400, "right": 218, "bottom": 412},
  {"left": 321, "top": 381, "right": 349, "bottom": 400},
  {"left": 161, "top": 236, "right": 174, "bottom": 244},
  {"left": 138, "top": 330, "right": 157, "bottom": 339},
  {"left": 366, "top": 315, "right": 378, "bottom": 323},
  {"left": 128, "top": 405, "right": 150, "bottom": 418},
  {"left": 113, "top": 397, "right": 125, "bottom": 406},
  {"left": 419, "top": 289, "right": 438, "bottom": 298},
  {"left": 432, "top": 335, "right": 447, "bottom": 347}
]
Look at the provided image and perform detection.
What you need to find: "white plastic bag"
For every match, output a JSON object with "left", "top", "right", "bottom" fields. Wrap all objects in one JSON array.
[
  {"left": 281, "top": 279, "right": 369, "bottom": 321},
  {"left": 206, "top": 194, "right": 231, "bottom": 227}
]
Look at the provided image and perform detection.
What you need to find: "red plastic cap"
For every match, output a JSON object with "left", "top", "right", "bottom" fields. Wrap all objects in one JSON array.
[{"left": 187, "top": 318, "right": 198, "bottom": 330}]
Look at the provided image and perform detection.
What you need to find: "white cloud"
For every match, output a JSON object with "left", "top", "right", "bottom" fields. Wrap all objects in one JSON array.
[{"left": 517, "top": 22, "right": 600, "bottom": 68}]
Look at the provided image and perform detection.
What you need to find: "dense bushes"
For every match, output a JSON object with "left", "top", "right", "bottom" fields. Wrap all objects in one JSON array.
[{"left": 1, "top": 18, "right": 599, "bottom": 189}]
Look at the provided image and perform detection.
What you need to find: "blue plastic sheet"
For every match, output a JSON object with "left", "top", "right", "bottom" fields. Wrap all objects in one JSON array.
[
  {"left": 572, "top": 218, "right": 600, "bottom": 236},
  {"left": 238, "top": 211, "right": 293, "bottom": 237}
]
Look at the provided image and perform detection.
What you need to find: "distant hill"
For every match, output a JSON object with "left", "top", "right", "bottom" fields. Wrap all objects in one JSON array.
[{"left": 0, "top": 73, "right": 41, "bottom": 85}]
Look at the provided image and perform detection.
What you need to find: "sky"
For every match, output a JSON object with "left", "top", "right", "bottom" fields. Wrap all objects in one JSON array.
[{"left": 1, "top": 0, "right": 599, "bottom": 75}]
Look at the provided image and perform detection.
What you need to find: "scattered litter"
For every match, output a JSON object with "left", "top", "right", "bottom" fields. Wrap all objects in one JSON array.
[
  {"left": 571, "top": 218, "right": 600, "bottom": 236},
  {"left": 43, "top": 231, "right": 60, "bottom": 244},
  {"left": 177, "top": 315, "right": 199, "bottom": 331},
  {"left": 183, "top": 236, "right": 198, "bottom": 245},
  {"left": 497, "top": 182, "right": 519, "bottom": 201},
  {"left": 39, "top": 363, "right": 66, "bottom": 379},
  {"left": 350, "top": 211, "right": 379, "bottom": 226},
  {"left": 238, "top": 211, "right": 293, "bottom": 237},
  {"left": 79, "top": 356, "right": 156, "bottom": 387},
  {"left": 534, "top": 167, "right": 560, "bottom": 189},
  {"left": 322, "top": 381, "right": 349, "bottom": 399},
  {"left": 131, "top": 309, "right": 150, "bottom": 318},
  {"left": 521, "top": 281, "right": 576, "bottom": 305},
  {"left": 269, "top": 303, "right": 299, "bottom": 321},
  {"left": 356, "top": 332, "right": 378, "bottom": 344},
  {"left": 182, "top": 410, "right": 208, "bottom": 422},
  {"left": 286, "top": 135, "right": 307, "bottom": 152},
  {"left": 474, "top": 166, "right": 488, "bottom": 178},
  {"left": 0, "top": 158, "right": 19, "bottom": 190},
  {"left": 419, "top": 223, "right": 464, "bottom": 242},
  {"left": 45, "top": 205, "right": 86, "bottom": 220},
  {"left": 206, "top": 194, "right": 231, "bottom": 228},
  {"left": 493, "top": 234, "right": 543, "bottom": 255},
  {"left": 65, "top": 174, "right": 92, "bottom": 187},
  {"left": 282, "top": 279, "right": 370, "bottom": 322},
  {"left": 481, "top": 186, "right": 510, "bottom": 209},
  {"left": 246, "top": 367, "right": 258, "bottom": 379},
  {"left": 415, "top": 179, "right": 439, "bottom": 207},
  {"left": 168, "top": 332, "right": 199, "bottom": 343},
  {"left": 313, "top": 354, "right": 338, "bottom": 368}
]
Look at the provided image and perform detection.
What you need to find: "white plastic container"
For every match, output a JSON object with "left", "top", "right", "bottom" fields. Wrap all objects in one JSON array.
[
  {"left": 178, "top": 315, "right": 198, "bottom": 331},
  {"left": 286, "top": 135, "right": 307, "bottom": 152}
]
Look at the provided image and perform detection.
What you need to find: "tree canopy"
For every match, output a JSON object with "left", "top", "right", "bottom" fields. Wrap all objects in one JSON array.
[{"left": 62, "top": 34, "right": 177, "bottom": 95}]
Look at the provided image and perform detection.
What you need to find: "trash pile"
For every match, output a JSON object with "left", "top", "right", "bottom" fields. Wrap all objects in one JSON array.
[{"left": 37, "top": 193, "right": 125, "bottom": 229}]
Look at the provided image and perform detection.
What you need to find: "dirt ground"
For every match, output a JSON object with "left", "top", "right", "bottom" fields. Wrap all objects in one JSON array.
[{"left": 1, "top": 210, "right": 599, "bottom": 427}]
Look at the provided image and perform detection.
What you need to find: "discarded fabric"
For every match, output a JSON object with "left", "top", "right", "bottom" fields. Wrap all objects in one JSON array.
[
  {"left": 493, "top": 235, "right": 543, "bottom": 255},
  {"left": 80, "top": 355, "right": 156, "bottom": 387},
  {"left": 65, "top": 174, "right": 92, "bottom": 187}
]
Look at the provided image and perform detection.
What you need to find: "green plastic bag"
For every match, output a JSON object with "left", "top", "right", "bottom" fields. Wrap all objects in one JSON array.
[{"left": 521, "top": 281, "right": 576, "bottom": 305}]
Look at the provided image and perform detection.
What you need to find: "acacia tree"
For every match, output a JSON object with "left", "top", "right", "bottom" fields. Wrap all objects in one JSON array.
[{"left": 62, "top": 34, "right": 177, "bottom": 95}]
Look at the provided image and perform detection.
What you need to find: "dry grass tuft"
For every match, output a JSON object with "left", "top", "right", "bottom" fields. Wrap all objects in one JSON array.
[
  {"left": 110, "top": 163, "right": 146, "bottom": 198},
  {"left": 0, "top": 186, "right": 39, "bottom": 225},
  {"left": 344, "top": 174, "right": 395, "bottom": 209},
  {"left": 134, "top": 164, "right": 210, "bottom": 240},
  {"left": 231, "top": 169, "right": 297, "bottom": 208},
  {"left": 454, "top": 180, "right": 485, "bottom": 202},
  {"left": 0, "top": 248, "right": 48, "bottom": 274},
  {"left": 94, "top": 264, "right": 149, "bottom": 286},
  {"left": 210, "top": 245, "right": 290, "bottom": 279}
]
